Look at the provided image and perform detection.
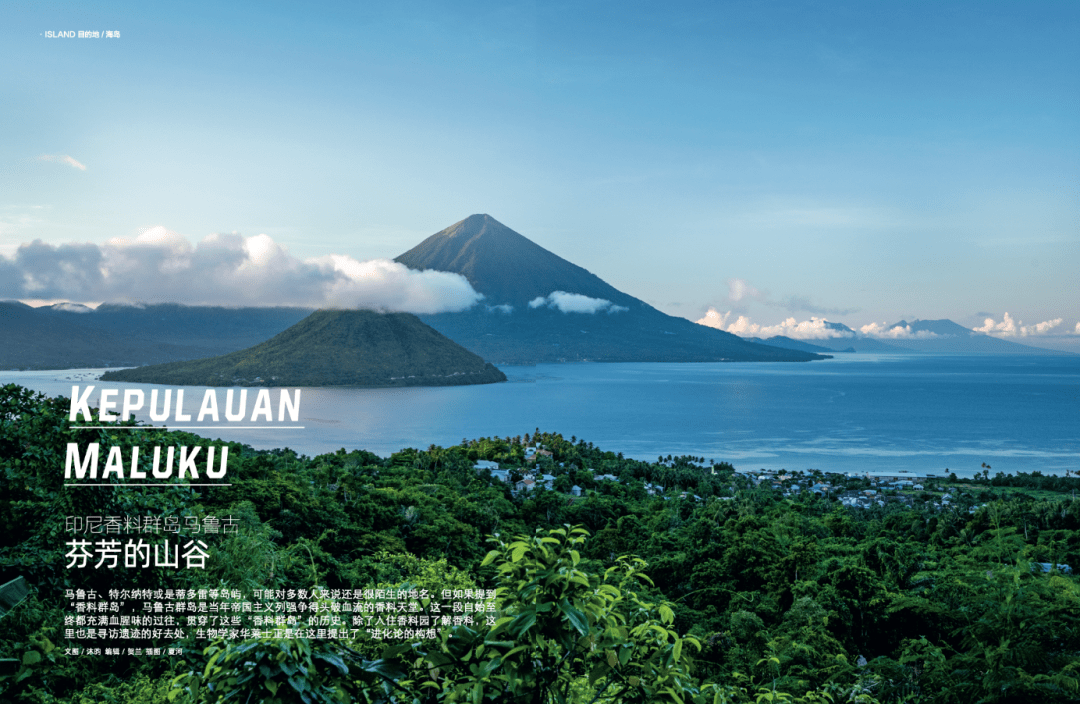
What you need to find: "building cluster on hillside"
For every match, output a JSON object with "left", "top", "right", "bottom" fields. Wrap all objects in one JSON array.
[
  {"left": 474, "top": 446, "right": 699, "bottom": 500},
  {"left": 857, "top": 471, "right": 931, "bottom": 491},
  {"left": 475, "top": 453, "right": 575, "bottom": 496},
  {"left": 737, "top": 468, "right": 844, "bottom": 499},
  {"left": 475, "top": 452, "right": 981, "bottom": 514},
  {"left": 731, "top": 467, "right": 995, "bottom": 512},
  {"left": 523, "top": 446, "right": 553, "bottom": 463}
]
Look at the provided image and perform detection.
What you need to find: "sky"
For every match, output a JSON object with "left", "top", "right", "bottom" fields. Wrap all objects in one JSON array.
[{"left": 2, "top": 0, "right": 1078, "bottom": 349}]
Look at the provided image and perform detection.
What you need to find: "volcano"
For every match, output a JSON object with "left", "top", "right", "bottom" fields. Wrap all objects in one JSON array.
[
  {"left": 395, "top": 215, "right": 826, "bottom": 364},
  {"left": 101, "top": 309, "right": 507, "bottom": 387}
]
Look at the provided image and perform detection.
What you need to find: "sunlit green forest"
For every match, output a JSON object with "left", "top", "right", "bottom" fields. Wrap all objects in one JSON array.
[{"left": 2, "top": 383, "right": 1078, "bottom": 703}]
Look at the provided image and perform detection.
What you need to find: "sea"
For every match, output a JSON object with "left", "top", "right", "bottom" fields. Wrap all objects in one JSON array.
[{"left": 3, "top": 354, "right": 1078, "bottom": 479}]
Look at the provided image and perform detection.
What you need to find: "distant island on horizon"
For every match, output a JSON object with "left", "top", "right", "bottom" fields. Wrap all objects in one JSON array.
[
  {"left": 392, "top": 214, "right": 826, "bottom": 364},
  {"left": 737, "top": 318, "right": 1074, "bottom": 356}
]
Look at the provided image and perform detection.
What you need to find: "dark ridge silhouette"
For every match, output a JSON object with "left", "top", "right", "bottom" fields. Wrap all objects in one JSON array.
[
  {"left": 743, "top": 336, "right": 855, "bottom": 354},
  {"left": 0, "top": 300, "right": 258, "bottom": 370}
]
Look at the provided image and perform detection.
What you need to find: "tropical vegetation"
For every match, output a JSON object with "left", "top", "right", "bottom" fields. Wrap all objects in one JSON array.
[{"left": 2, "top": 383, "right": 1078, "bottom": 703}]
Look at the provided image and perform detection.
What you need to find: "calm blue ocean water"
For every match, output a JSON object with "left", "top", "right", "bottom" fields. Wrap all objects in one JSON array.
[{"left": 4, "top": 354, "right": 1078, "bottom": 478}]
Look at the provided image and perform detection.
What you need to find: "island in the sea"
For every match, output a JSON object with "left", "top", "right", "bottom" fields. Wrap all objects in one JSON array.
[
  {"left": 396, "top": 214, "right": 827, "bottom": 364},
  {"left": 99, "top": 309, "right": 507, "bottom": 387}
]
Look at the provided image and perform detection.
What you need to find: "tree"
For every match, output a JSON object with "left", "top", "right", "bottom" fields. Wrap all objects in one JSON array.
[
  {"left": 171, "top": 527, "right": 711, "bottom": 704},
  {"left": 380, "top": 526, "right": 708, "bottom": 703}
]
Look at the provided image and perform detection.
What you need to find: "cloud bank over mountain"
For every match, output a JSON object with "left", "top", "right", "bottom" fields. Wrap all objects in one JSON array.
[
  {"left": 528, "top": 291, "right": 628, "bottom": 314},
  {"left": 974, "top": 312, "right": 1064, "bottom": 337},
  {"left": 858, "top": 322, "right": 940, "bottom": 339},
  {"left": 696, "top": 309, "right": 1077, "bottom": 343},
  {"left": 0, "top": 228, "right": 482, "bottom": 314},
  {"left": 696, "top": 309, "right": 855, "bottom": 339}
]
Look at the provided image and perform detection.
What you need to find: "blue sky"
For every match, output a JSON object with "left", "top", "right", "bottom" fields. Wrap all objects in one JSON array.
[{"left": 2, "top": 1, "right": 1077, "bottom": 347}]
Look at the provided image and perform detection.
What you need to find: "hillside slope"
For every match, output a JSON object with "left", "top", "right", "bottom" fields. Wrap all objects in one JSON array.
[
  {"left": 0, "top": 301, "right": 311, "bottom": 370},
  {"left": 397, "top": 215, "right": 826, "bottom": 364},
  {"left": 101, "top": 309, "right": 507, "bottom": 387}
]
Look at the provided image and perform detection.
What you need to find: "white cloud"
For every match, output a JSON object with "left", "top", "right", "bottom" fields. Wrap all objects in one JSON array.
[
  {"left": 51, "top": 301, "right": 93, "bottom": 313},
  {"left": 974, "top": 312, "right": 1064, "bottom": 337},
  {"left": 529, "top": 291, "right": 628, "bottom": 314},
  {"left": 694, "top": 309, "right": 853, "bottom": 339},
  {"left": 0, "top": 230, "right": 482, "bottom": 313},
  {"left": 757, "top": 317, "right": 853, "bottom": 339},
  {"left": 695, "top": 308, "right": 731, "bottom": 329},
  {"left": 724, "top": 315, "right": 761, "bottom": 336},
  {"left": 37, "top": 154, "right": 87, "bottom": 171},
  {"left": 975, "top": 312, "right": 1018, "bottom": 335},
  {"left": 695, "top": 307, "right": 1079, "bottom": 343},
  {"left": 486, "top": 304, "right": 514, "bottom": 314},
  {"left": 859, "top": 322, "right": 939, "bottom": 339},
  {"left": 1030, "top": 318, "right": 1063, "bottom": 335},
  {"left": 242, "top": 233, "right": 278, "bottom": 267},
  {"left": 319, "top": 256, "right": 480, "bottom": 313}
]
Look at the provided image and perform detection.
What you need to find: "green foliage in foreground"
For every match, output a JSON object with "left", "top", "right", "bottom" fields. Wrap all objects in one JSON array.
[
  {"left": 2, "top": 384, "right": 1080, "bottom": 703},
  {"left": 174, "top": 528, "right": 852, "bottom": 704}
]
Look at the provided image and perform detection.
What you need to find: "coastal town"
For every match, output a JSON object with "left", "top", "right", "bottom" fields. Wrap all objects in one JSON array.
[{"left": 473, "top": 445, "right": 994, "bottom": 515}]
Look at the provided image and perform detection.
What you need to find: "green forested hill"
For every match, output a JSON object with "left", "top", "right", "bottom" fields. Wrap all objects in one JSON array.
[
  {"left": 2, "top": 384, "right": 1078, "bottom": 703},
  {"left": 99, "top": 309, "right": 507, "bottom": 387}
]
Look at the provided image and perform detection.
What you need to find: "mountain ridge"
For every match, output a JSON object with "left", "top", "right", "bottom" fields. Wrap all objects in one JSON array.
[
  {"left": 396, "top": 214, "right": 637, "bottom": 309},
  {"left": 877, "top": 319, "right": 1069, "bottom": 355},
  {"left": 0, "top": 300, "right": 278, "bottom": 370},
  {"left": 395, "top": 215, "right": 826, "bottom": 364},
  {"left": 739, "top": 318, "right": 1073, "bottom": 355}
]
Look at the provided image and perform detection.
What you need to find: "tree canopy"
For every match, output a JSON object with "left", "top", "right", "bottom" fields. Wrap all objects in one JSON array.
[{"left": 2, "top": 384, "right": 1078, "bottom": 703}]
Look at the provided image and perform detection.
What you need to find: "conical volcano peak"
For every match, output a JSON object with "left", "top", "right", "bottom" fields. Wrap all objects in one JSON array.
[
  {"left": 396, "top": 215, "right": 630, "bottom": 306},
  {"left": 435, "top": 214, "right": 524, "bottom": 245},
  {"left": 392, "top": 215, "right": 828, "bottom": 363},
  {"left": 451, "top": 213, "right": 498, "bottom": 231}
]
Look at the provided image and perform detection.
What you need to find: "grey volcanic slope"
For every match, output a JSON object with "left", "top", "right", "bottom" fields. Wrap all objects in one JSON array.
[
  {"left": 397, "top": 214, "right": 636, "bottom": 308},
  {"left": 100, "top": 309, "right": 507, "bottom": 387},
  {"left": 396, "top": 215, "right": 825, "bottom": 364}
]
